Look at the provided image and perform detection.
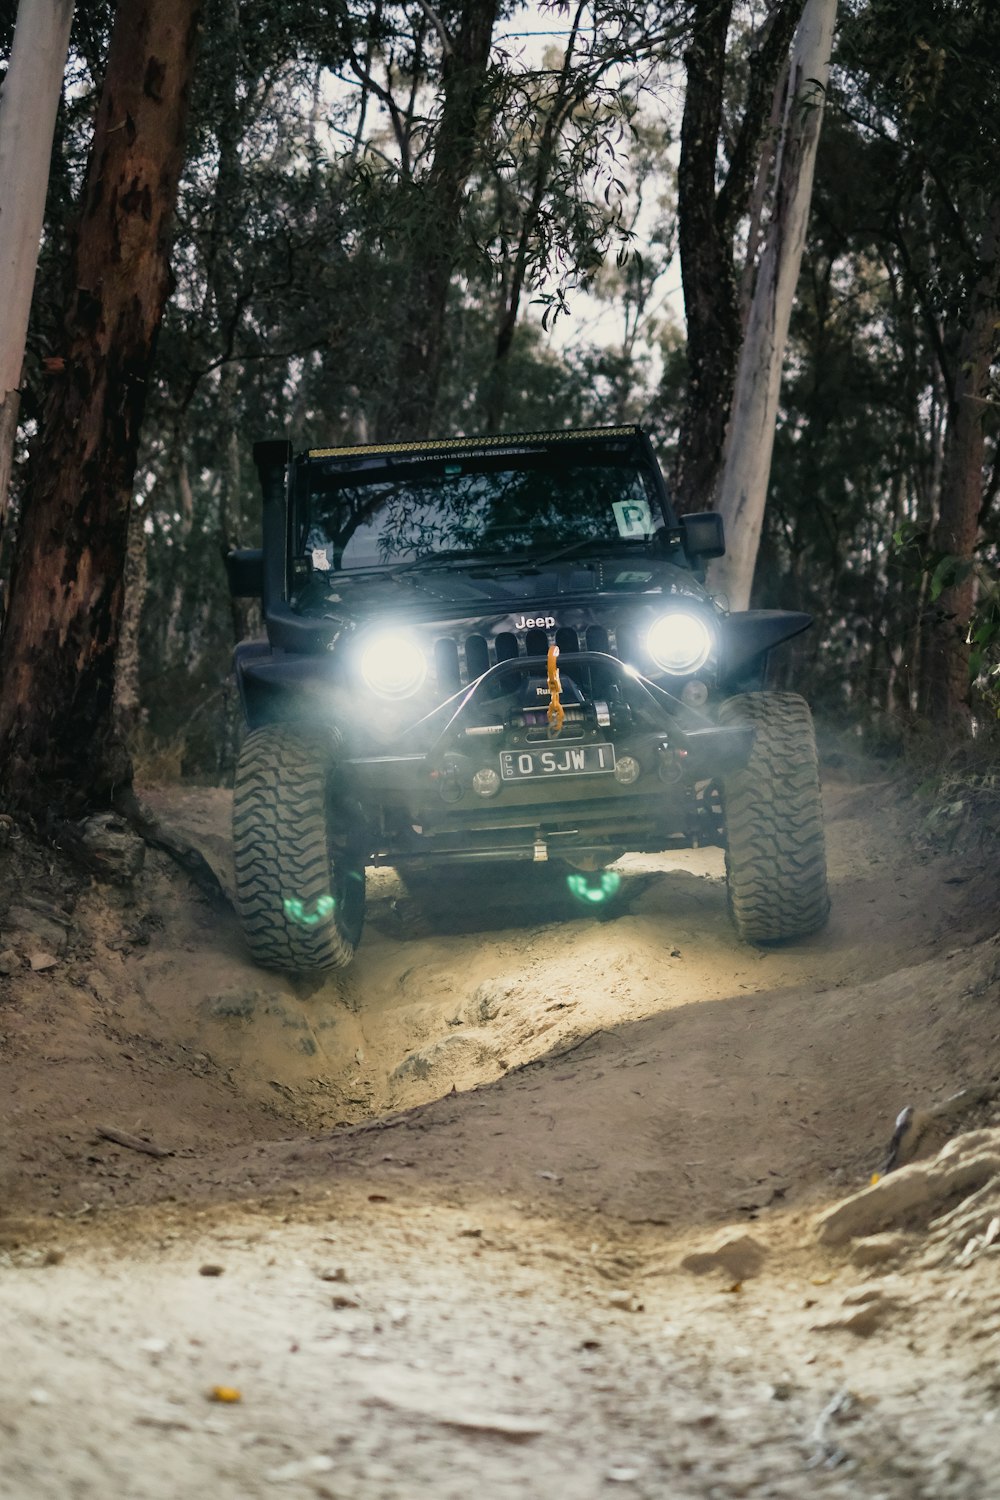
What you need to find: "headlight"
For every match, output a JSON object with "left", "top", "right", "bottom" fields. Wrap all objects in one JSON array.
[
  {"left": 359, "top": 630, "right": 427, "bottom": 698},
  {"left": 646, "top": 612, "right": 713, "bottom": 675}
]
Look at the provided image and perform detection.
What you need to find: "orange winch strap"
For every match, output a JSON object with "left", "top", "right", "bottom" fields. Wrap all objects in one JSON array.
[{"left": 547, "top": 644, "right": 565, "bottom": 735}]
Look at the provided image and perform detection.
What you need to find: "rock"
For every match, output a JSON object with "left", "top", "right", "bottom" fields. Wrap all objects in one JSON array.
[
  {"left": 889, "top": 1085, "right": 1000, "bottom": 1168},
  {"left": 453, "top": 980, "right": 520, "bottom": 1027},
  {"left": 264, "top": 1456, "right": 336, "bottom": 1484},
  {"left": 0, "top": 949, "right": 20, "bottom": 976},
  {"left": 0, "top": 814, "right": 16, "bottom": 848},
  {"left": 608, "top": 1289, "right": 644, "bottom": 1312},
  {"left": 680, "top": 1230, "right": 768, "bottom": 1280},
  {"left": 76, "top": 813, "right": 146, "bottom": 884},
  {"left": 811, "top": 1291, "right": 896, "bottom": 1337},
  {"left": 606, "top": 1463, "right": 642, "bottom": 1483},
  {"left": 29, "top": 952, "right": 59, "bottom": 972},
  {"left": 841, "top": 1281, "right": 890, "bottom": 1306},
  {"left": 360, "top": 1367, "right": 550, "bottom": 1440},
  {"left": 816, "top": 1140, "right": 1000, "bottom": 1246},
  {"left": 86, "top": 970, "right": 116, "bottom": 1003},
  {"left": 6, "top": 903, "right": 70, "bottom": 955},
  {"left": 392, "top": 1033, "right": 482, "bottom": 1083},
  {"left": 138, "top": 1338, "right": 170, "bottom": 1355},
  {"left": 849, "top": 1232, "right": 915, "bottom": 1268}
]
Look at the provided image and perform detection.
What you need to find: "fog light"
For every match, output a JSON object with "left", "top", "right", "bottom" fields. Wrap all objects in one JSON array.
[
  {"left": 681, "top": 679, "right": 709, "bottom": 707},
  {"left": 614, "top": 755, "right": 641, "bottom": 785},
  {"left": 472, "top": 767, "right": 501, "bottom": 798}
]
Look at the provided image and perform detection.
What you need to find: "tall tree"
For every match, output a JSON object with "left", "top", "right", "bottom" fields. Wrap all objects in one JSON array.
[
  {"left": 0, "top": 0, "right": 75, "bottom": 530},
  {"left": 918, "top": 193, "right": 1000, "bottom": 726},
  {"left": 0, "top": 0, "right": 202, "bottom": 818},
  {"left": 477, "top": 6, "right": 681, "bottom": 434},
  {"left": 672, "top": 0, "right": 805, "bottom": 514},
  {"left": 836, "top": 0, "right": 1000, "bottom": 726},
  {"left": 709, "top": 0, "right": 837, "bottom": 610},
  {"left": 383, "top": 0, "right": 499, "bottom": 439}
]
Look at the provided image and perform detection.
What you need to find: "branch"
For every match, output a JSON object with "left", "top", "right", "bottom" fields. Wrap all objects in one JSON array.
[
  {"left": 177, "top": 338, "right": 330, "bottom": 416},
  {"left": 347, "top": 48, "right": 411, "bottom": 173},
  {"left": 413, "top": 0, "right": 452, "bottom": 57},
  {"left": 403, "top": 17, "right": 428, "bottom": 167},
  {"left": 718, "top": 0, "right": 805, "bottom": 239},
  {"left": 886, "top": 215, "right": 956, "bottom": 410},
  {"left": 834, "top": 100, "right": 977, "bottom": 265}
]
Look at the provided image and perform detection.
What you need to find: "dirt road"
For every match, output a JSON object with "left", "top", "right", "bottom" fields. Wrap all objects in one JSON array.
[{"left": 1, "top": 771, "right": 999, "bottom": 1498}]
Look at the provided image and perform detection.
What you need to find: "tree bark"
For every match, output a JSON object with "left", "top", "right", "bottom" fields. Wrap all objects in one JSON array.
[
  {"left": 0, "top": 392, "right": 20, "bottom": 566},
  {"left": 0, "top": 0, "right": 202, "bottom": 820},
  {"left": 113, "top": 497, "right": 148, "bottom": 741},
  {"left": 383, "top": 0, "right": 498, "bottom": 440},
  {"left": 708, "top": 0, "right": 837, "bottom": 610},
  {"left": 917, "top": 194, "right": 1000, "bottom": 729},
  {"left": 673, "top": 0, "right": 736, "bottom": 515},
  {"left": 0, "top": 0, "right": 76, "bottom": 530},
  {"left": 672, "top": 0, "right": 804, "bottom": 515}
]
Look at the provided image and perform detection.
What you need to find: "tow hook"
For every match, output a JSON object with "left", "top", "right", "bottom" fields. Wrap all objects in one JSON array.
[
  {"left": 657, "top": 741, "right": 687, "bottom": 784},
  {"left": 431, "top": 757, "right": 465, "bottom": 804},
  {"left": 533, "top": 834, "right": 548, "bottom": 862}
]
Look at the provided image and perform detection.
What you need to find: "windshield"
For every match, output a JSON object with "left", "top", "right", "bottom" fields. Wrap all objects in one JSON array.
[{"left": 300, "top": 452, "right": 667, "bottom": 573}]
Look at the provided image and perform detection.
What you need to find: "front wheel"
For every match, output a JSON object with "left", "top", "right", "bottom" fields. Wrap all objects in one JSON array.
[
  {"left": 718, "top": 692, "right": 829, "bottom": 943},
  {"left": 232, "top": 726, "right": 366, "bottom": 971}
]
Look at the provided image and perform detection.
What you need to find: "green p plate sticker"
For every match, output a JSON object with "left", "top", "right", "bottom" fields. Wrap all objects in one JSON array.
[{"left": 612, "top": 498, "right": 652, "bottom": 538}]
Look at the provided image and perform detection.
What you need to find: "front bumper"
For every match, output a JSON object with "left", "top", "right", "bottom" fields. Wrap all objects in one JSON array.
[{"left": 337, "top": 653, "right": 752, "bottom": 864}]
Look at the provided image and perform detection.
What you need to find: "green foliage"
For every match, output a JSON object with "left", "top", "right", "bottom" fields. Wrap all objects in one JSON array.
[
  {"left": 8, "top": 0, "right": 998, "bottom": 769},
  {"left": 891, "top": 522, "right": 1000, "bottom": 705},
  {"left": 104, "top": 0, "right": 688, "bottom": 768},
  {"left": 749, "top": 2, "right": 1000, "bottom": 730}
]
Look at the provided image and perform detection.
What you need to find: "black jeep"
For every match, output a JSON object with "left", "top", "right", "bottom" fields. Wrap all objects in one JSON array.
[{"left": 226, "top": 425, "right": 828, "bottom": 971}]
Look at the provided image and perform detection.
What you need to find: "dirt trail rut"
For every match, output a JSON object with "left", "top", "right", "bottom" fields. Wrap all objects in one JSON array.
[{"left": 1, "top": 771, "right": 999, "bottom": 1498}]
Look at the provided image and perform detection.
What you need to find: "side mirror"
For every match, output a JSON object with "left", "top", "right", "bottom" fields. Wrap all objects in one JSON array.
[
  {"left": 226, "top": 548, "right": 264, "bottom": 598},
  {"left": 681, "top": 511, "right": 726, "bottom": 561}
]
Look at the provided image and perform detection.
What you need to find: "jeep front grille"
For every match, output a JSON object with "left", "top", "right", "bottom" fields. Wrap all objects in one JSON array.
[{"left": 432, "top": 624, "right": 617, "bottom": 693}]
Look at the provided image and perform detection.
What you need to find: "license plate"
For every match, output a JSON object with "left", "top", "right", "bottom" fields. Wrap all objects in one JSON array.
[{"left": 499, "top": 743, "right": 617, "bottom": 780}]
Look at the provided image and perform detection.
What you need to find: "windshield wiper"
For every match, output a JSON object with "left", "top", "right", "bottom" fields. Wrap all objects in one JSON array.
[{"left": 389, "top": 549, "right": 505, "bottom": 574}]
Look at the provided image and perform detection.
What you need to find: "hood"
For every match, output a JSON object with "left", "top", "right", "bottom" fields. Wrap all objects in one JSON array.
[{"left": 293, "top": 554, "right": 708, "bottom": 626}]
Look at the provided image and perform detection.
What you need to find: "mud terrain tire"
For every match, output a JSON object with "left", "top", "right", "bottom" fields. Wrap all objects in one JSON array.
[
  {"left": 232, "top": 727, "right": 365, "bottom": 971},
  {"left": 718, "top": 692, "right": 829, "bottom": 943}
]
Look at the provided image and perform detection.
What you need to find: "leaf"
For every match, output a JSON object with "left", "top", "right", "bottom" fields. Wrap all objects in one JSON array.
[{"left": 929, "top": 554, "right": 972, "bottom": 600}]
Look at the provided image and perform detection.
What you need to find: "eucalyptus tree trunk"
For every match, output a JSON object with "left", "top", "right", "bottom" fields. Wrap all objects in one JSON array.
[
  {"left": 672, "top": 0, "right": 804, "bottom": 516},
  {"left": 674, "top": 0, "right": 739, "bottom": 516},
  {"left": 113, "top": 498, "right": 148, "bottom": 741},
  {"left": 917, "top": 194, "right": 1000, "bottom": 729},
  {"left": 708, "top": 0, "right": 837, "bottom": 611},
  {"left": 0, "top": 0, "right": 202, "bottom": 820},
  {"left": 0, "top": 0, "right": 75, "bottom": 531}
]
